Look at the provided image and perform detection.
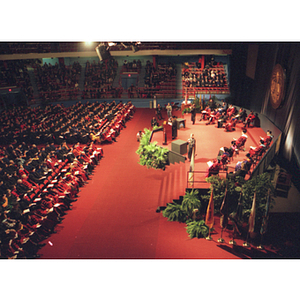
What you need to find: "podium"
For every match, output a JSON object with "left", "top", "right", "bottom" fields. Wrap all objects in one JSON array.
[
  {"left": 163, "top": 121, "right": 172, "bottom": 144},
  {"left": 171, "top": 139, "right": 187, "bottom": 155},
  {"left": 176, "top": 118, "right": 186, "bottom": 129}
]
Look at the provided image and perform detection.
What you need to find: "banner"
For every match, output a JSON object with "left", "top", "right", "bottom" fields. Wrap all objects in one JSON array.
[
  {"left": 248, "top": 191, "right": 257, "bottom": 233},
  {"left": 188, "top": 145, "right": 195, "bottom": 187},
  {"left": 220, "top": 186, "right": 229, "bottom": 229},
  {"left": 205, "top": 188, "right": 214, "bottom": 229},
  {"left": 260, "top": 190, "right": 270, "bottom": 235}
]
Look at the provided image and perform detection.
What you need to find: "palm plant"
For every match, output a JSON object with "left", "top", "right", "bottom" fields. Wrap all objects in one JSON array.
[
  {"left": 136, "top": 128, "right": 168, "bottom": 170},
  {"left": 181, "top": 189, "right": 201, "bottom": 218},
  {"left": 162, "top": 203, "right": 187, "bottom": 223},
  {"left": 185, "top": 220, "right": 209, "bottom": 239}
]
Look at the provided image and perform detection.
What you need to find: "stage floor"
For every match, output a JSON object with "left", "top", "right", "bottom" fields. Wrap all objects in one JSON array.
[{"left": 152, "top": 109, "right": 266, "bottom": 187}]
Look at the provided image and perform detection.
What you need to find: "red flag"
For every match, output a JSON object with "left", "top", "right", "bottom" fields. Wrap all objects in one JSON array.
[
  {"left": 205, "top": 188, "right": 214, "bottom": 229},
  {"left": 248, "top": 191, "right": 257, "bottom": 233}
]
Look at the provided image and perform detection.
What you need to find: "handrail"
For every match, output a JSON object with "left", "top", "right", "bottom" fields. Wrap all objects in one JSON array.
[
  {"left": 187, "top": 170, "right": 228, "bottom": 189},
  {"left": 251, "top": 134, "right": 281, "bottom": 178}
]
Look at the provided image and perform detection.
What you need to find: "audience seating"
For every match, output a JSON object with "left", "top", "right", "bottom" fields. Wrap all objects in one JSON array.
[{"left": 0, "top": 100, "right": 135, "bottom": 259}]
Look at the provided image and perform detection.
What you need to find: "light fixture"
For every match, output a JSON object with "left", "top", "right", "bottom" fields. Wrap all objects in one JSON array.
[{"left": 95, "top": 43, "right": 111, "bottom": 61}]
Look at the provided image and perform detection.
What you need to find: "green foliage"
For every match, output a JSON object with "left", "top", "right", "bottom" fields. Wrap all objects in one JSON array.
[
  {"left": 185, "top": 220, "right": 209, "bottom": 239},
  {"left": 182, "top": 107, "right": 190, "bottom": 115},
  {"left": 241, "top": 173, "right": 275, "bottom": 231},
  {"left": 181, "top": 189, "right": 201, "bottom": 218},
  {"left": 202, "top": 176, "right": 229, "bottom": 212},
  {"left": 162, "top": 203, "right": 187, "bottom": 223},
  {"left": 194, "top": 96, "right": 203, "bottom": 111},
  {"left": 202, "top": 172, "right": 275, "bottom": 232},
  {"left": 136, "top": 128, "right": 168, "bottom": 170}
]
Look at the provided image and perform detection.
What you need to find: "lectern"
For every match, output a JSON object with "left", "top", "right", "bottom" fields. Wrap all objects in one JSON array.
[{"left": 163, "top": 121, "right": 172, "bottom": 144}]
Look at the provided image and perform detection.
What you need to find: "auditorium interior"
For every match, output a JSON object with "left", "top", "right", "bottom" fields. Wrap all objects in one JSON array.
[{"left": 1, "top": 41, "right": 300, "bottom": 263}]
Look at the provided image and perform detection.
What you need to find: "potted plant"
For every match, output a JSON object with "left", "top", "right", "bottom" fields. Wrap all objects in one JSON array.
[
  {"left": 185, "top": 220, "right": 209, "bottom": 239},
  {"left": 181, "top": 189, "right": 201, "bottom": 218},
  {"left": 136, "top": 128, "right": 168, "bottom": 170},
  {"left": 162, "top": 203, "right": 187, "bottom": 222},
  {"left": 182, "top": 107, "right": 190, "bottom": 115}
]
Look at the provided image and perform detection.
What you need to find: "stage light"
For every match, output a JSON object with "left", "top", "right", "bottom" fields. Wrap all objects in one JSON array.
[
  {"left": 95, "top": 43, "right": 111, "bottom": 61},
  {"left": 131, "top": 44, "right": 139, "bottom": 53},
  {"left": 108, "top": 42, "right": 116, "bottom": 47}
]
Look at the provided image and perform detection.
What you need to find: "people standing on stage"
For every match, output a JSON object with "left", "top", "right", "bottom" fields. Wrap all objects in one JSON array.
[
  {"left": 156, "top": 103, "right": 163, "bottom": 120},
  {"left": 187, "top": 133, "right": 196, "bottom": 162},
  {"left": 190, "top": 103, "right": 196, "bottom": 125},
  {"left": 166, "top": 103, "right": 172, "bottom": 119}
]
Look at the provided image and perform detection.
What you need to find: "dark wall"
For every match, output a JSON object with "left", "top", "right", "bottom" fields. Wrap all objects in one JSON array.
[{"left": 230, "top": 42, "right": 300, "bottom": 170}]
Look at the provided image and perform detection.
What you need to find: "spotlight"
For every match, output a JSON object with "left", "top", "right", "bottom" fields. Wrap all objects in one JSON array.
[
  {"left": 131, "top": 44, "right": 139, "bottom": 53},
  {"left": 95, "top": 43, "right": 111, "bottom": 61}
]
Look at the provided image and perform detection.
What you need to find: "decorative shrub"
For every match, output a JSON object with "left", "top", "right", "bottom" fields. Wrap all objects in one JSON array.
[
  {"left": 136, "top": 127, "right": 168, "bottom": 170},
  {"left": 162, "top": 203, "right": 187, "bottom": 223},
  {"left": 185, "top": 220, "right": 209, "bottom": 239}
]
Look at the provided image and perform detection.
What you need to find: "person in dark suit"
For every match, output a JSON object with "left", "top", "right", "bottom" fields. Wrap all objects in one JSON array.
[
  {"left": 190, "top": 104, "right": 196, "bottom": 125},
  {"left": 171, "top": 117, "right": 177, "bottom": 139},
  {"left": 156, "top": 104, "right": 163, "bottom": 120}
]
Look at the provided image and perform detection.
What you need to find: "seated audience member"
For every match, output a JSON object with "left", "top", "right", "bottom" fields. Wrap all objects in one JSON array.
[
  {"left": 260, "top": 130, "right": 273, "bottom": 148},
  {"left": 233, "top": 108, "right": 247, "bottom": 123},
  {"left": 233, "top": 129, "right": 248, "bottom": 151},
  {"left": 206, "top": 109, "right": 221, "bottom": 125},
  {"left": 205, "top": 159, "right": 222, "bottom": 178},
  {"left": 151, "top": 117, "right": 159, "bottom": 128},
  {"left": 249, "top": 139, "right": 266, "bottom": 158},
  {"left": 199, "top": 106, "right": 211, "bottom": 121},
  {"left": 217, "top": 111, "right": 229, "bottom": 128},
  {"left": 244, "top": 111, "right": 255, "bottom": 128},
  {"left": 226, "top": 105, "right": 236, "bottom": 118},
  {"left": 234, "top": 153, "right": 253, "bottom": 178},
  {"left": 218, "top": 141, "right": 236, "bottom": 160},
  {"left": 224, "top": 118, "right": 237, "bottom": 131}
]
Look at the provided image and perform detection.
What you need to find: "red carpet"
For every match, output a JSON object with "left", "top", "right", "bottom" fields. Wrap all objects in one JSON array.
[{"left": 38, "top": 108, "right": 271, "bottom": 259}]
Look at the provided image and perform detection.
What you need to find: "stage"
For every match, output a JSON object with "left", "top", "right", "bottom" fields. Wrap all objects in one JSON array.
[{"left": 151, "top": 108, "right": 267, "bottom": 188}]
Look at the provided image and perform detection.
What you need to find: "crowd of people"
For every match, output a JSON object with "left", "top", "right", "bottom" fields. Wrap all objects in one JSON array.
[
  {"left": 144, "top": 61, "right": 177, "bottom": 89},
  {"left": 199, "top": 99, "right": 273, "bottom": 179},
  {"left": 198, "top": 100, "right": 256, "bottom": 132},
  {"left": 182, "top": 58, "right": 228, "bottom": 92},
  {"left": 0, "top": 100, "right": 135, "bottom": 258},
  {"left": 82, "top": 59, "right": 119, "bottom": 100},
  {"left": 33, "top": 61, "right": 82, "bottom": 102},
  {"left": 0, "top": 60, "right": 34, "bottom": 102},
  {"left": 1, "top": 58, "right": 179, "bottom": 104},
  {"left": 140, "top": 61, "right": 177, "bottom": 98},
  {"left": 122, "top": 59, "right": 142, "bottom": 73},
  {"left": 205, "top": 125, "right": 273, "bottom": 179}
]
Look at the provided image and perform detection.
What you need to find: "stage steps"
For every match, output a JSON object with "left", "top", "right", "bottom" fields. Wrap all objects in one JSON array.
[{"left": 167, "top": 149, "right": 186, "bottom": 165}]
